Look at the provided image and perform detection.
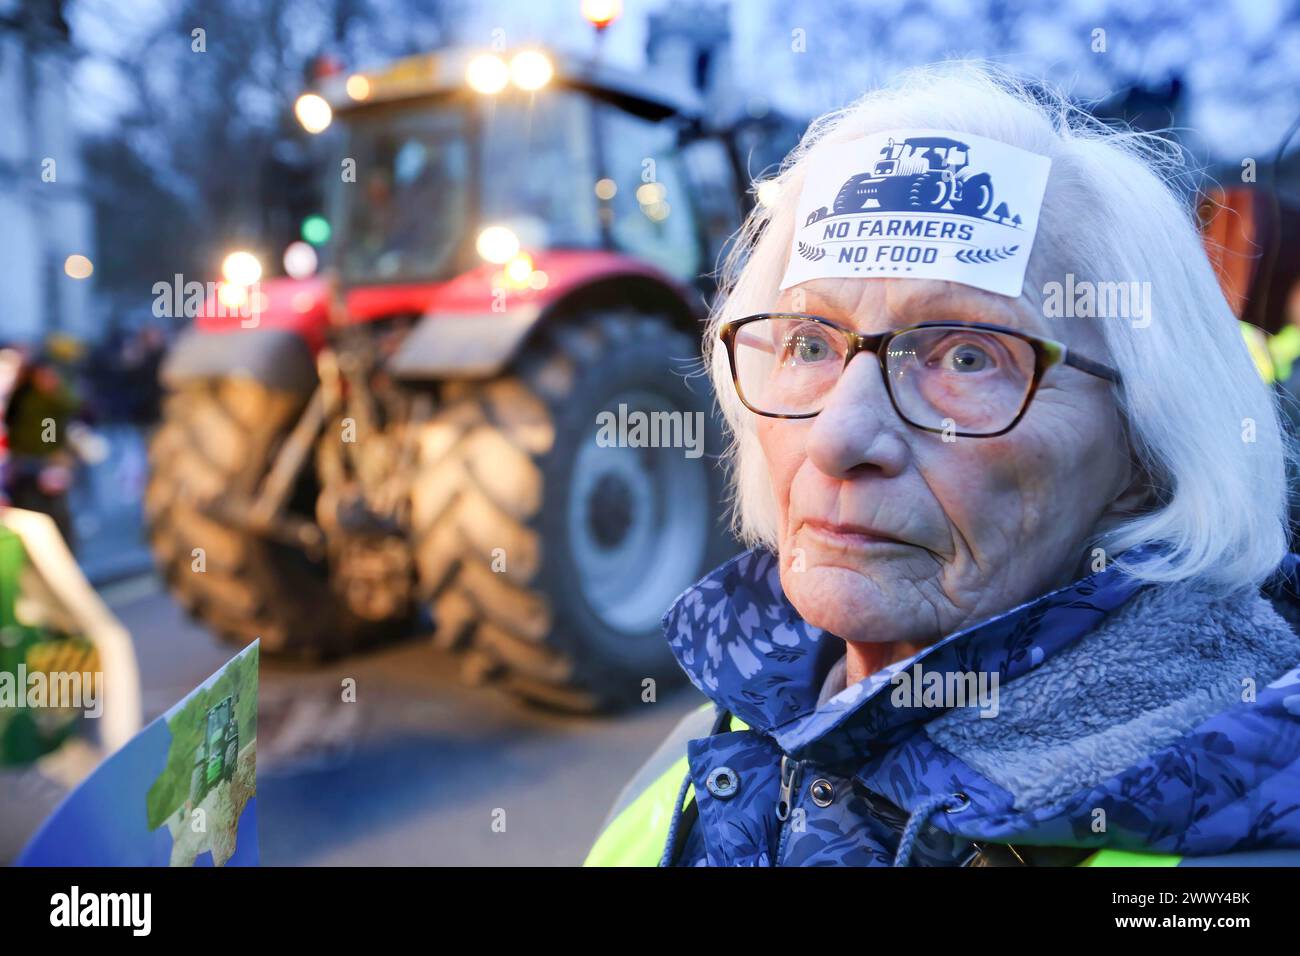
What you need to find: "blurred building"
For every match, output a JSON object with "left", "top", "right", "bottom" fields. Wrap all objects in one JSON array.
[
  {"left": 645, "top": 1, "right": 735, "bottom": 114},
  {"left": 645, "top": 1, "right": 807, "bottom": 180},
  {"left": 0, "top": 0, "right": 95, "bottom": 344}
]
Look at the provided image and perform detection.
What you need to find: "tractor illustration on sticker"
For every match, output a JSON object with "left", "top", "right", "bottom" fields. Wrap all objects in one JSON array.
[
  {"left": 831, "top": 136, "right": 995, "bottom": 218},
  {"left": 189, "top": 694, "right": 239, "bottom": 806}
]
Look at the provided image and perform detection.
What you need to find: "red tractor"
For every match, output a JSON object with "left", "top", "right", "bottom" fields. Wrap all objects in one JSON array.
[{"left": 145, "top": 47, "right": 764, "bottom": 710}]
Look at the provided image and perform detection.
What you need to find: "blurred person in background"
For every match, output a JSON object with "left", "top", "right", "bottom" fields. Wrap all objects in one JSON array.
[
  {"left": 588, "top": 62, "right": 1300, "bottom": 868},
  {"left": 1, "top": 344, "right": 85, "bottom": 548},
  {"left": 114, "top": 326, "right": 167, "bottom": 426}
]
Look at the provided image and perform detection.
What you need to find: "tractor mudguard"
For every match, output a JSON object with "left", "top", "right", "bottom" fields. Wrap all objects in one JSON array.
[
  {"left": 387, "top": 305, "right": 542, "bottom": 379},
  {"left": 386, "top": 257, "right": 699, "bottom": 381},
  {"left": 160, "top": 328, "right": 318, "bottom": 395}
]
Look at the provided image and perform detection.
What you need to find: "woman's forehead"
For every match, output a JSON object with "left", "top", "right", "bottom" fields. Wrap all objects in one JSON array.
[{"left": 774, "top": 277, "right": 1043, "bottom": 335}]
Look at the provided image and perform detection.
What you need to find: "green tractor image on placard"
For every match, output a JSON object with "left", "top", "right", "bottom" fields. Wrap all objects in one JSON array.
[{"left": 189, "top": 694, "right": 239, "bottom": 806}]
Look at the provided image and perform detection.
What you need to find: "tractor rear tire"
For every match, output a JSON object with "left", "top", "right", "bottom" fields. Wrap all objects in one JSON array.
[
  {"left": 412, "top": 312, "right": 735, "bottom": 712},
  {"left": 908, "top": 171, "right": 950, "bottom": 210},
  {"left": 953, "top": 172, "right": 994, "bottom": 217},
  {"left": 145, "top": 378, "right": 380, "bottom": 658}
]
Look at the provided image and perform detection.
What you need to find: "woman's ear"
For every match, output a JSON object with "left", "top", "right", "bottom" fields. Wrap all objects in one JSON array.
[
  {"left": 1104, "top": 447, "right": 1159, "bottom": 528},
  {"left": 1095, "top": 395, "right": 1157, "bottom": 521},
  {"left": 1080, "top": 451, "right": 1156, "bottom": 581}
]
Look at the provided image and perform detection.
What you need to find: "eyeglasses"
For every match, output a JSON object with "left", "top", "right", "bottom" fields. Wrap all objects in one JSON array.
[{"left": 719, "top": 313, "right": 1122, "bottom": 438}]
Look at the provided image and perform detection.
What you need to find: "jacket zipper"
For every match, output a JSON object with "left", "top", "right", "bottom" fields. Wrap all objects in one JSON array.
[{"left": 774, "top": 754, "right": 803, "bottom": 865}]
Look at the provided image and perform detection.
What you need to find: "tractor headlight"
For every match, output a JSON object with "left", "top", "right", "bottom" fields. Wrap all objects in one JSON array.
[
  {"left": 504, "top": 252, "right": 534, "bottom": 286},
  {"left": 221, "top": 250, "right": 263, "bottom": 286},
  {"left": 466, "top": 54, "right": 510, "bottom": 94},
  {"left": 216, "top": 282, "right": 248, "bottom": 311},
  {"left": 293, "top": 93, "right": 333, "bottom": 134},
  {"left": 509, "top": 51, "right": 553, "bottom": 91},
  {"left": 475, "top": 225, "right": 520, "bottom": 264},
  {"left": 345, "top": 74, "right": 371, "bottom": 101}
]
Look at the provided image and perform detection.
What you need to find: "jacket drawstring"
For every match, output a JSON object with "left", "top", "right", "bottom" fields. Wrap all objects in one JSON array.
[
  {"left": 659, "top": 771, "right": 696, "bottom": 866},
  {"left": 893, "top": 793, "right": 968, "bottom": 867}
]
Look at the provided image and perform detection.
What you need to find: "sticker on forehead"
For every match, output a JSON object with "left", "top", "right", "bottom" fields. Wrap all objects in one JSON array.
[{"left": 779, "top": 129, "right": 1051, "bottom": 298}]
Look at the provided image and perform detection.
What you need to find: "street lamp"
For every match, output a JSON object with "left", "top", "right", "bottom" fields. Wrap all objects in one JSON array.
[{"left": 581, "top": 0, "right": 622, "bottom": 31}]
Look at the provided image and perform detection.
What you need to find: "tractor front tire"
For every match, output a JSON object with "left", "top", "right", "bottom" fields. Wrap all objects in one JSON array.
[
  {"left": 412, "top": 312, "right": 735, "bottom": 712},
  {"left": 145, "top": 378, "right": 378, "bottom": 658}
]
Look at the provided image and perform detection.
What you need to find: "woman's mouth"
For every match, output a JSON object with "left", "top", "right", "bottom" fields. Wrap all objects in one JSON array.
[{"left": 798, "top": 519, "right": 911, "bottom": 550}]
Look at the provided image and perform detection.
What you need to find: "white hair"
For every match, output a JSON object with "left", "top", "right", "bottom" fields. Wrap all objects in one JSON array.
[{"left": 707, "top": 61, "right": 1290, "bottom": 593}]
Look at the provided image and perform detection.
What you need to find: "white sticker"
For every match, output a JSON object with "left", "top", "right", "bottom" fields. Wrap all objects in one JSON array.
[{"left": 780, "top": 129, "right": 1052, "bottom": 298}]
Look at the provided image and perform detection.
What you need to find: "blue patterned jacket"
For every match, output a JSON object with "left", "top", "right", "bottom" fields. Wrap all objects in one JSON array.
[{"left": 652, "top": 547, "right": 1300, "bottom": 866}]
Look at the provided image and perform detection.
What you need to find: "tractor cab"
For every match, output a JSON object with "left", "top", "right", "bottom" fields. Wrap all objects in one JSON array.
[
  {"left": 204, "top": 702, "right": 224, "bottom": 780},
  {"left": 873, "top": 136, "right": 971, "bottom": 178},
  {"left": 304, "top": 48, "right": 745, "bottom": 299},
  {"left": 189, "top": 694, "right": 238, "bottom": 805}
]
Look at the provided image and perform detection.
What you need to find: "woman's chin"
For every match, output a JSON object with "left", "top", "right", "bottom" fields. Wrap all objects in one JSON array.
[{"left": 779, "top": 562, "right": 912, "bottom": 644}]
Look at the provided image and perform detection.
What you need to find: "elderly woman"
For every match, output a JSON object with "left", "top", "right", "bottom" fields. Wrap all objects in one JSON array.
[{"left": 586, "top": 63, "right": 1300, "bottom": 867}]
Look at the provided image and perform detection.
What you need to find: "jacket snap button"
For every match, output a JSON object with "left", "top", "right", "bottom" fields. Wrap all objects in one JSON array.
[
  {"left": 706, "top": 766, "right": 740, "bottom": 799},
  {"left": 810, "top": 778, "right": 835, "bottom": 808}
]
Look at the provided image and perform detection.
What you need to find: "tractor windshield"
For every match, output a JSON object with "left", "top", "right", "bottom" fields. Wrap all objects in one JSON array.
[
  {"left": 478, "top": 91, "right": 602, "bottom": 249},
  {"left": 206, "top": 705, "right": 225, "bottom": 747},
  {"left": 336, "top": 105, "right": 471, "bottom": 283},
  {"left": 330, "top": 88, "right": 703, "bottom": 284},
  {"left": 333, "top": 91, "right": 600, "bottom": 284}
]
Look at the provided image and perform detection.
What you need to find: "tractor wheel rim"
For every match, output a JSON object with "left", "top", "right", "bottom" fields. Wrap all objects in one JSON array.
[{"left": 567, "top": 389, "right": 710, "bottom": 635}]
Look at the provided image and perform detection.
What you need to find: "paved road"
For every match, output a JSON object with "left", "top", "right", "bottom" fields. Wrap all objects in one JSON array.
[{"left": 100, "top": 577, "right": 704, "bottom": 866}]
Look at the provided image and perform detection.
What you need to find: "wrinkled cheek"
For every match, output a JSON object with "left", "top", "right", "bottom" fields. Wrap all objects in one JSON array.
[
  {"left": 926, "top": 440, "right": 1032, "bottom": 556},
  {"left": 756, "top": 420, "right": 800, "bottom": 530}
]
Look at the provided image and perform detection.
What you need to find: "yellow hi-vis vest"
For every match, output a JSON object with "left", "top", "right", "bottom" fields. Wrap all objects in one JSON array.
[
  {"left": 1242, "top": 321, "right": 1285, "bottom": 383},
  {"left": 584, "top": 705, "right": 1182, "bottom": 868},
  {"left": 1269, "top": 324, "right": 1300, "bottom": 383}
]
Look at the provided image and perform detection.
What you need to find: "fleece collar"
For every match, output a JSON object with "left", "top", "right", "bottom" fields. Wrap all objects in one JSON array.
[{"left": 925, "top": 572, "right": 1300, "bottom": 811}]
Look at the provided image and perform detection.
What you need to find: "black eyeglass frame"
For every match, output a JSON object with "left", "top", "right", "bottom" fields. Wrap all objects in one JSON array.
[{"left": 718, "top": 312, "right": 1124, "bottom": 438}]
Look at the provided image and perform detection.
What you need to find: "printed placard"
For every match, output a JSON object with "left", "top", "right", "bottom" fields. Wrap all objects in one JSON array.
[
  {"left": 18, "top": 643, "right": 259, "bottom": 867},
  {"left": 780, "top": 129, "right": 1052, "bottom": 298}
]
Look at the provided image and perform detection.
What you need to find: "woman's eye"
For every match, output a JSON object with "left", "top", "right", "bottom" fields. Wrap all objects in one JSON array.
[
  {"left": 938, "top": 342, "right": 993, "bottom": 373},
  {"left": 782, "top": 331, "right": 834, "bottom": 365}
]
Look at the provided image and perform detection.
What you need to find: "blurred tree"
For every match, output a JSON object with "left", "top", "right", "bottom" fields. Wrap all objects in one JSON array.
[
  {"left": 70, "top": 0, "right": 465, "bottom": 305},
  {"left": 739, "top": 0, "right": 1300, "bottom": 164},
  {"left": 81, "top": 134, "right": 200, "bottom": 306}
]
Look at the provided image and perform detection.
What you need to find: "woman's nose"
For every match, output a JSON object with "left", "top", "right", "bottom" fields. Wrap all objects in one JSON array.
[{"left": 804, "top": 353, "right": 910, "bottom": 479}]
